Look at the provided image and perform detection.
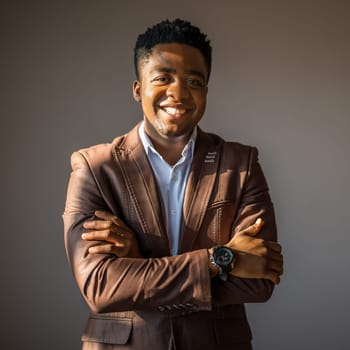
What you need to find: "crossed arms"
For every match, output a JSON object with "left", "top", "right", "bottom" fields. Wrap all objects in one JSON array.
[
  {"left": 63, "top": 145, "right": 283, "bottom": 313},
  {"left": 82, "top": 211, "right": 283, "bottom": 284}
]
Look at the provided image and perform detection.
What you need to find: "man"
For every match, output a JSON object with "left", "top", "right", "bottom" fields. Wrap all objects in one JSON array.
[{"left": 63, "top": 18, "right": 283, "bottom": 350}]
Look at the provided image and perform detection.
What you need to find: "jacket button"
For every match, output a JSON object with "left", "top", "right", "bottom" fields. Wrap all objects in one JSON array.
[{"left": 158, "top": 306, "right": 165, "bottom": 312}]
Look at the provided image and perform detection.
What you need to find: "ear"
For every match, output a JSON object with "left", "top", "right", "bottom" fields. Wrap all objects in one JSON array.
[{"left": 133, "top": 80, "right": 141, "bottom": 102}]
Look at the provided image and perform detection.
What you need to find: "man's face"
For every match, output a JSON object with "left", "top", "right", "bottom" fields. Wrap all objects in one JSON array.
[{"left": 133, "top": 43, "right": 208, "bottom": 144}]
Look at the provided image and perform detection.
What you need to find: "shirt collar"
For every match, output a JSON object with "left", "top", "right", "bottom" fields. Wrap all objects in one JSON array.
[{"left": 138, "top": 121, "right": 197, "bottom": 161}]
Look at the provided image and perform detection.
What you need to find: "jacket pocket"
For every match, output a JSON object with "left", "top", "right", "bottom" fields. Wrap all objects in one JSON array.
[
  {"left": 82, "top": 316, "right": 132, "bottom": 345},
  {"left": 203, "top": 200, "right": 236, "bottom": 245}
]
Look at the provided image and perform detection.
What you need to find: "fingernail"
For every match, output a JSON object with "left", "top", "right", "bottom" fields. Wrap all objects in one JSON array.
[
  {"left": 81, "top": 233, "right": 87, "bottom": 239},
  {"left": 256, "top": 218, "right": 262, "bottom": 224}
]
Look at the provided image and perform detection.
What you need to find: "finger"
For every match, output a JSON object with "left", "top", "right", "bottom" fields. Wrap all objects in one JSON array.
[
  {"left": 266, "top": 241, "right": 282, "bottom": 253},
  {"left": 84, "top": 219, "right": 134, "bottom": 242},
  {"left": 81, "top": 230, "right": 130, "bottom": 247},
  {"left": 82, "top": 229, "right": 125, "bottom": 243},
  {"left": 88, "top": 243, "right": 129, "bottom": 257},
  {"left": 95, "top": 211, "right": 127, "bottom": 228},
  {"left": 88, "top": 243, "right": 120, "bottom": 255},
  {"left": 268, "top": 250, "right": 284, "bottom": 263},
  {"left": 255, "top": 217, "right": 263, "bottom": 226},
  {"left": 265, "top": 271, "right": 281, "bottom": 285},
  {"left": 83, "top": 220, "right": 112, "bottom": 230},
  {"left": 94, "top": 211, "right": 125, "bottom": 228},
  {"left": 95, "top": 210, "right": 132, "bottom": 232},
  {"left": 94, "top": 210, "right": 115, "bottom": 221},
  {"left": 253, "top": 217, "right": 264, "bottom": 230},
  {"left": 262, "top": 242, "right": 283, "bottom": 260},
  {"left": 267, "top": 260, "right": 284, "bottom": 275},
  {"left": 239, "top": 218, "right": 264, "bottom": 237}
]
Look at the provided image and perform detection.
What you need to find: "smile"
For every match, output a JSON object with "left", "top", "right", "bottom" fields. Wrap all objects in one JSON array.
[{"left": 161, "top": 106, "right": 187, "bottom": 118}]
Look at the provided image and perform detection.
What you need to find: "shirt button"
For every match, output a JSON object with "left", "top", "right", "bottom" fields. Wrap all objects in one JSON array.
[{"left": 170, "top": 209, "right": 176, "bottom": 216}]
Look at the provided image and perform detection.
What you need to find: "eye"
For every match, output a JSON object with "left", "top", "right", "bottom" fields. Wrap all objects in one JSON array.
[
  {"left": 187, "top": 78, "right": 205, "bottom": 89},
  {"left": 151, "top": 75, "right": 170, "bottom": 85}
]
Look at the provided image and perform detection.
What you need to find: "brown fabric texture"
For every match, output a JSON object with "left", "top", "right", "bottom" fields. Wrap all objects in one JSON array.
[{"left": 63, "top": 124, "right": 277, "bottom": 349}]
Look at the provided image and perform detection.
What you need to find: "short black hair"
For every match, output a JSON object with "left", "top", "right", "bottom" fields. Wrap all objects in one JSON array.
[{"left": 134, "top": 18, "right": 212, "bottom": 81}]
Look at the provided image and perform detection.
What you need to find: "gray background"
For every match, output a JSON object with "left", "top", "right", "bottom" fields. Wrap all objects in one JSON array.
[{"left": 1, "top": 0, "right": 349, "bottom": 349}]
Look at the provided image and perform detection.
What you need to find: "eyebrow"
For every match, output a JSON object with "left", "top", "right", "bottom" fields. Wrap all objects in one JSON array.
[{"left": 150, "top": 67, "right": 206, "bottom": 82}]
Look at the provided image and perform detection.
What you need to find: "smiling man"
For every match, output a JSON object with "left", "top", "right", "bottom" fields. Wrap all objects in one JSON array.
[{"left": 63, "top": 19, "right": 283, "bottom": 350}]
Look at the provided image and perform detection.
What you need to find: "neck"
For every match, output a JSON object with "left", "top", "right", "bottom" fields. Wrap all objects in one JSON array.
[
  {"left": 149, "top": 134, "right": 188, "bottom": 166},
  {"left": 143, "top": 124, "right": 193, "bottom": 165}
]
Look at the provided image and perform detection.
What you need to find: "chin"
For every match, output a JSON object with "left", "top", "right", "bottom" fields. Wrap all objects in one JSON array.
[{"left": 162, "top": 130, "right": 191, "bottom": 140}]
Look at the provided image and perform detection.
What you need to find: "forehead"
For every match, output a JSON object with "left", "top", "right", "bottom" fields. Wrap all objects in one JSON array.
[{"left": 139, "top": 43, "right": 208, "bottom": 79}]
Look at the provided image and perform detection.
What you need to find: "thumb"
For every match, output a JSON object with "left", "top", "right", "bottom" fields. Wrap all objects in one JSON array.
[{"left": 239, "top": 218, "right": 264, "bottom": 237}]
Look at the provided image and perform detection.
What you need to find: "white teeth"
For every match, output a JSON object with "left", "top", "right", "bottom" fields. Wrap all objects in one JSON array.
[{"left": 164, "top": 107, "right": 186, "bottom": 116}]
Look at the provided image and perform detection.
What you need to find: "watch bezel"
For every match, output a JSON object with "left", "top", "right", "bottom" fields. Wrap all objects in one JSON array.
[{"left": 210, "top": 246, "right": 235, "bottom": 280}]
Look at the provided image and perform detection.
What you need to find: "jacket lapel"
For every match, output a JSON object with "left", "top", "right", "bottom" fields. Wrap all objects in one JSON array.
[
  {"left": 179, "top": 129, "right": 222, "bottom": 253},
  {"left": 113, "top": 124, "right": 168, "bottom": 245},
  {"left": 113, "top": 124, "right": 222, "bottom": 255}
]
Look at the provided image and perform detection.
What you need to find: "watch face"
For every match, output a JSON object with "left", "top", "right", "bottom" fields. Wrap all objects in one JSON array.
[{"left": 213, "top": 246, "right": 234, "bottom": 267}]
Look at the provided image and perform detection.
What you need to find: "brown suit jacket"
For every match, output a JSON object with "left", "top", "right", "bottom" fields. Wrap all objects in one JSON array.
[{"left": 63, "top": 124, "right": 277, "bottom": 350}]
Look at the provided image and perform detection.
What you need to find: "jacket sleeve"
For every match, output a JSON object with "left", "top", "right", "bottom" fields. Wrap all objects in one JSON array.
[
  {"left": 63, "top": 151, "right": 212, "bottom": 314},
  {"left": 211, "top": 146, "right": 277, "bottom": 305}
]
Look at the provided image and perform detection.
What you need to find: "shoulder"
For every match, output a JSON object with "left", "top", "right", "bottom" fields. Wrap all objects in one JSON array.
[
  {"left": 198, "top": 129, "right": 257, "bottom": 164},
  {"left": 70, "top": 123, "right": 141, "bottom": 169},
  {"left": 221, "top": 140, "right": 258, "bottom": 174},
  {"left": 70, "top": 142, "right": 112, "bottom": 169},
  {"left": 70, "top": 134, "right": 128, "bottom": 171}
]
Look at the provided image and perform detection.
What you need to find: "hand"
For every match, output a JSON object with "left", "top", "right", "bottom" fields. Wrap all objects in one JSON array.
[
  {"left": 82, "top": 211, "right": 141, "bottom": 258},
  {"left": 227, "top": 218, "right": 283, "bottom": 284}
]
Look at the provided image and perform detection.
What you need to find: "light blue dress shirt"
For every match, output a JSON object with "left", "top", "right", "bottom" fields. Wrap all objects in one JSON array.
[{"left": 138, "top": 122, "right": 197, "bottom": 255}]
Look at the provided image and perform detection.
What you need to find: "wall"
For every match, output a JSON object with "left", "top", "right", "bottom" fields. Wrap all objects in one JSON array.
[{"left": 1, "top": 0, "right": 349, "bottom": 349}]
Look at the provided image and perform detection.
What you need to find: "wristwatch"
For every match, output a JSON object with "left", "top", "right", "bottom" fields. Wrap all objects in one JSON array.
[{"left": 209, "top": 246, "right": 235, "bottom": 281}]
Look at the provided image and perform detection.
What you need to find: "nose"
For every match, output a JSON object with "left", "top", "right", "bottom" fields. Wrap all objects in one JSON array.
[{"left": 166, "top": 79, "right": 190, "bottom": 101}]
